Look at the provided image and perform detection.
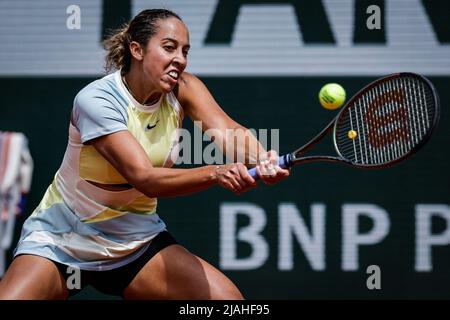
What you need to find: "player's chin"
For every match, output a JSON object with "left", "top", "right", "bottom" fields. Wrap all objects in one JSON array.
[
  {"left": 161, "top": 77, "right": 178, "bottom": 93},
  {"left": 160, "top": 82, "right": 175, "bottom": 93}
]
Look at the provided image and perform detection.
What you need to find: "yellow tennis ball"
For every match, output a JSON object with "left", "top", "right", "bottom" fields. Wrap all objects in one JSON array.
[
  {"left": 319, "top": 83, "right": 346, "bottom": 110},
  {"left": 348, "top": 130, "right": 357, "bottom": 139}
]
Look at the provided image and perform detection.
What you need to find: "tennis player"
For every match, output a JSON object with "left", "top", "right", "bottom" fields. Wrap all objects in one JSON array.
[{"left": 0, "top": 9, "right": 289, "bottom": 299}]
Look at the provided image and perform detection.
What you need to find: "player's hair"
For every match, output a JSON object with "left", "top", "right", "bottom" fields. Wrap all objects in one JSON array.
[{"left": 103, "top": 9, "right": 182, "bottom": 73}]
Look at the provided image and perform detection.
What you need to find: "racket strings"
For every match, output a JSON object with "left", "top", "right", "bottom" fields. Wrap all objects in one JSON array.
[{"left": 336, "top": 75, "right": 436, "bottom": 166}]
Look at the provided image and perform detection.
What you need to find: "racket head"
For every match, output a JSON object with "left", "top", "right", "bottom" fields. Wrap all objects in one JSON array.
[{"left": 333, "top": 73, "right": 439, "bottom": 168}]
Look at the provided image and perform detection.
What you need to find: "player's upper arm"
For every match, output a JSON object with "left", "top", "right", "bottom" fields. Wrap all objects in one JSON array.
[
  {"left": 89, "top": 130, "right": 154, "bottom": 188},
  {"left": 177, "top": 72, "right": 240, "bottom": 131},
  {"left": 72, "top": 85, "right": 152, "bottom": 187}
]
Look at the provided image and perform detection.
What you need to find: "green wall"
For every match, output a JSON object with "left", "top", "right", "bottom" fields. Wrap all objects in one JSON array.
[{"left": 1, "top": 76, "right": 448, "bottom": 299}]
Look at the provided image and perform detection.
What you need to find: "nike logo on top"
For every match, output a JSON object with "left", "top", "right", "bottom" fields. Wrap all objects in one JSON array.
[{"left": 145, "top": 120, "right": 159, "bottom": 131}]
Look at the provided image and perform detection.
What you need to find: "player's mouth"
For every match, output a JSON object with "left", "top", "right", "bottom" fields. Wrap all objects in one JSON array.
[{"left": 167, "top": 70, "right": 179, "bottom": 83}]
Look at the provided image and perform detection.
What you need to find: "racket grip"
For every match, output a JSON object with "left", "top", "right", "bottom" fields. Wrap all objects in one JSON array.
[{"left": 248, "top": 154, "right": 292, "bottom": 180}]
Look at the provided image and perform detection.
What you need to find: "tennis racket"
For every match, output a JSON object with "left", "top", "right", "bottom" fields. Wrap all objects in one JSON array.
[{"left": 248, "top": 72, "right": 440, "bottom": 179}]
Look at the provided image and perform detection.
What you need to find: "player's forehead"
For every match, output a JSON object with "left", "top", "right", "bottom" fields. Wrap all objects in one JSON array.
[{"left": 153, "top": 17, "right": 190, "bottom": 47}]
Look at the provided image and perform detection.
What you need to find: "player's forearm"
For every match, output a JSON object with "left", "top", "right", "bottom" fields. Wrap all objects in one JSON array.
[
  {"left": 224, "top": 125, "right": 266, "bottom": 167},
  {"left": 129, "top": 165, "right": 218, "bottom": 198}
]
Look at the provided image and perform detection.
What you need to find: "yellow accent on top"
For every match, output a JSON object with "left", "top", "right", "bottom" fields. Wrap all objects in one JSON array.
[
  {"left": 120, "top": 195, "right": 157, "bottom": 214},
  {"left": 31, "top": 179, "right": 63, "bottom": 216},
  {"left": 83, "top": 195, "right": 157, "bottom": 224},
  {"left": 83, "top": 207, "right": 127, "bottom": 223}
]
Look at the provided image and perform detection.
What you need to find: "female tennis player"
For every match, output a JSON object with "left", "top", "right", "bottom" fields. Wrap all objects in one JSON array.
[{"left": 0, "top": 9, "right": 289, "bottom": 299}]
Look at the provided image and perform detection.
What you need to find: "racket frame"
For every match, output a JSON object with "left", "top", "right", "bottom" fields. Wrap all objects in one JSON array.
[{"left": 287, "top": 72, "right": 440, "bottom": 169}]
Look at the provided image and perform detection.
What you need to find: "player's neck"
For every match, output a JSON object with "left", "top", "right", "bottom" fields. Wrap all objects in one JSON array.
[{"left": 122, "top": 70, "right": 161, "bottom": 106}]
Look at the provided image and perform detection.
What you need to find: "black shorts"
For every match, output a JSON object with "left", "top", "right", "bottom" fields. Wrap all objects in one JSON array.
[{"left": 54, "top": 231, "right": 178, "bottom": 298}]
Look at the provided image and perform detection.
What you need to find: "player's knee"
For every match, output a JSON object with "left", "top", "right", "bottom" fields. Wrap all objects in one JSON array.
[
  {"left": 210, "top": 282, "right": 245, "bottom": 300},
  {"left": 217, "top": 290, "right": 245, "bottom": 300}
]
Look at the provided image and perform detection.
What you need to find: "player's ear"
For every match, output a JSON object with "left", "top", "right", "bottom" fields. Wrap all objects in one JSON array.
[{"left": 129, "top": 41, "right": 144, "bottom": 61}]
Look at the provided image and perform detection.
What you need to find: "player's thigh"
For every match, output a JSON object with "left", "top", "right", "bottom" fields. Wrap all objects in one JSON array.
[
  {"left": 124, "top": 244, "right": 244, "bottom": 300},
  {"left": 0, "top": 254, "right": 68, "bottom": 300}
]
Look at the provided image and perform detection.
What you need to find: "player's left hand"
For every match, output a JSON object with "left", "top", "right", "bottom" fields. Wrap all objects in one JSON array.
[{"left": 255, "top": 150, "right": 290, "bottom": 185}]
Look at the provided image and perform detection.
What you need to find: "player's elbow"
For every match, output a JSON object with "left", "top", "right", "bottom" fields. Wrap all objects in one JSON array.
[{"left": 125, "top": 167, "right": 160, "bottom": 198}]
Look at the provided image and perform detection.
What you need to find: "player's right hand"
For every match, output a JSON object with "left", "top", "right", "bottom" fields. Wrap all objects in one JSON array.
[{"left": 215, "top": 163, "right": 257, "bottom": 195}]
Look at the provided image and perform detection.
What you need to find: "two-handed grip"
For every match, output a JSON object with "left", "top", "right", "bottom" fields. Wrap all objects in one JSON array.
[{"left": 248, "top": 154, "right": 292, "bottom": 180}]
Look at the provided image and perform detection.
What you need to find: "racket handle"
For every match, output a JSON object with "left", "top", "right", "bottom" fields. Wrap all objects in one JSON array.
[{"left": 248, "top": 154, "right": 292, "bottom": 179}]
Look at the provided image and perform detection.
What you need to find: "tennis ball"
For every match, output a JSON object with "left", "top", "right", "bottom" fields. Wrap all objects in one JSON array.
[
  {"left": 348, "top": 130, "right": 358, "bottom": 139},
  {"left": 319, "top": 83, "right": 346, "bottom": 110}
]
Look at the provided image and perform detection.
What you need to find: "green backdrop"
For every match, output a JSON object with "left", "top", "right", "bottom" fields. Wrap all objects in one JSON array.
[{"left": 0, "top": 76, "right": 448, "bottom": 299}]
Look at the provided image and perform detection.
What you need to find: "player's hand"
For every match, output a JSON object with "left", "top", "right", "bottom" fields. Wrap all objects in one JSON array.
[
  {"left": 256, "top": 150, "right": 290, "bottom": 185},
  {"left": 215, "top": 163, "right": 257, "bottom": 195}
]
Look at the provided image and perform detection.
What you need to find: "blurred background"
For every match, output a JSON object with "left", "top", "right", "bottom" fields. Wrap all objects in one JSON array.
[{"left": 0, "top": 0, "right": 449, "bottom": 299}]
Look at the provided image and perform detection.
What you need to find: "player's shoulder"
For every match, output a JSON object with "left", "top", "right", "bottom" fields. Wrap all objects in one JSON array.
[
  {"left": 175, "top": 72, "right": 207, "bottom": 104},
  {"left": 74, "top": 72, "right": 122, "bottom": 108},
  {"left": 177, "top": 71, "right": 198, "bottom": 90},
  {"left": 75, "top": 73, "right": 115, "bottom": 99}
]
